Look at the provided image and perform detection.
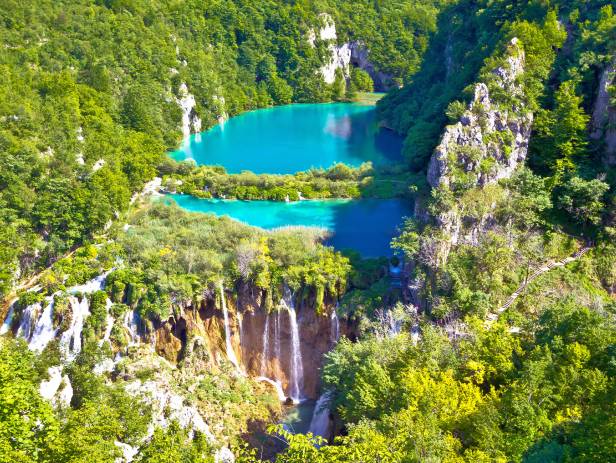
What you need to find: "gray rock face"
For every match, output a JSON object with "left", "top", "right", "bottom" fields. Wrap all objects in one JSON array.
[
  {"left": 590, "top": 58, "right": 616, "bottom": 166},
  {"left": 427, "top": 38, "right": 533, "bottom": 190},
  {"left": 349, "top": 42, "right": 396, "bottom": 91}
]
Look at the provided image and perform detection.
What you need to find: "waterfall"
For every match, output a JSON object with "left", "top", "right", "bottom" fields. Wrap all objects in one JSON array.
[
  {"left": 99, "top": 298, "right": 114, "bottom": 347},
  {"left": 237, "top": 312, "right": 244, "bottom": 363},
  {"left": 123, "top": 309, "right": 142, "bottom": 345},
  {"left": 256, "top": 376, "right": 287, "bottom": 402},
  {"left": 28, "top": 298, "right": 57, "bottom": 352},
  {"left": 17, "top": 302, "right": 41, "bottom": 340},
  {"left": 59, "top": 296, "right": 90, "bottom": 360},
  {"left": 0, "top": 301, "right": 16, "bottom": 335},
  {"left": 330, "top": 308, "right": 340, "bottom": 344},
  {"left": 218, "top": 281, "right": 240, "bottom": 370},
  {"left": 177, "top": 83, "right": 197, "bottom": 140},
  {"left": 309, "top": 391, "right": 333, "bottom": 441},
  {"left": 274, "top": 309, "right": 281, "bottom": 364},
  {"left": 411, "top": 323, "right": 421, "bottom": 345},
  {"left": 40, "top": 366, "right": 73, "bottom": 407},
  {"left": 261, "top": 313, "right": 270, "bottom": 376},
  {"left": 285, "top": 289, "right": 304, "bottom": 403}
]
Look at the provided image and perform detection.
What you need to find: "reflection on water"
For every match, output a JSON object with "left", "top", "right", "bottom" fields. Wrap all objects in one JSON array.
[
  {"left": 324, "top": 113, "right": 352, "bottom": 138},
  {"left": 170, "top": 103, "right": 404, "bottom": 174}
]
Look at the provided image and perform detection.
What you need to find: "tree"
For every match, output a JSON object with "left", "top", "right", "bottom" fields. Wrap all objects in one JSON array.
[{"left": 556, "top": 176, "right": 609, "bottom": 226}]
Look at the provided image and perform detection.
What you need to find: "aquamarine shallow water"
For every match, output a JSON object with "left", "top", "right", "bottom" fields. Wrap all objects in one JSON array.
[
  {"left": 167, "top": 195, "right": 413, "bottom": 257},
  {"left": 171, "top": 103, "right": 403, "bottom": 174}
]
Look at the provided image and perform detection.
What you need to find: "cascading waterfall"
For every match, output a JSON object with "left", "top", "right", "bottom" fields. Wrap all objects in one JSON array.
[
  {"left": 3, "top": 273, "right": 111, "bottom": 354},
  {"left": 259, "top": 311, "right": 287, "bottom": 401},
  {"left": 99, "top": 298, "right": 114, "bottom": 347},
  {"left": 260, "top": 313, "right": 270, "bottom": 376},
  {"left": 330, "top": 308, "right": 340, "bottom": 344},
  {"left": 16, "top": 302, "right": 42, "bottom": 341},
  {"left": 218, "top": 281, "right": 240, "bottom": 370},
  {"left": 123, "top": 309, "right": 141, "bottom": 345},
  {"left": 177, "top": 82, "right": 201, "bottom": 139},
  {"left": 28, "top": 298, "right": 57, "bottom": 352},
  {"left": 59, "top": 296, "right": 90, "bottom": 360},
  {"left": 274, "top": 309, "right": 281, "bottom": 365},
  {"left": 256, "top": 376, "right": 287, "bottom": 402},
  {"left": 308, "top": 391, "right": 333, "bottom": 440},
  {"left": 237, "top": 313, "right": 244, "bottom": 362},
  {"left": 0, "top": 301, "right": 16, "bottom": 335},
  {"left": 285, "top": 288, "right": 304, "bottom": 403}
]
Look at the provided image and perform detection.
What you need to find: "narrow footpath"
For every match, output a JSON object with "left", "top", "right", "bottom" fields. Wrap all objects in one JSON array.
[{"left": 486, "top": 245, "right": 592, "bottom": 325}]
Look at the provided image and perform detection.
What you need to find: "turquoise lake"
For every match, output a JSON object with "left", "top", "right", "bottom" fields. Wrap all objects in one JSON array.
[
  {"left": 167, "top": 195, "right": 413, "bottom": 257},
  {"left": 171, "top": 103, "right": 403, "bottom": 174}
]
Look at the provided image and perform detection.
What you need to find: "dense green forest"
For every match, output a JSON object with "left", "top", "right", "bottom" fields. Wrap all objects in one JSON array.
[
  {"left": 1, "top": 0, "right": 616, "bottom": 462},
  {"left": 0, "top": 0, "right": 442, "bottom": 297}
]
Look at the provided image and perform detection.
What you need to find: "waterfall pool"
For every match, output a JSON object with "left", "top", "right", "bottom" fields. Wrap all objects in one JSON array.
[
  {"left": 170, "top": 102, "right": 403, "bottom": 174},
  {"left": 281, "top": 400, "right": 317, "bottom": 435},
  {"left": 165, "top": 195, "right": 413, "bottom": 257}
]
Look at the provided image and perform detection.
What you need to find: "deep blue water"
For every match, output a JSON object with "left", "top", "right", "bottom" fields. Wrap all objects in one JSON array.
[
  {"left": 167, "top": 195, "right": 413, "bottom": 257},
  {"left": 170, "top": 103, "right": 403, "bottom": 174}
]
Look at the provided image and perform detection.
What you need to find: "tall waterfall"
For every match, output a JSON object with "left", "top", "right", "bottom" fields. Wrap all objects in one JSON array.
[
  {"left": 0, "top": 301, "right": 16, "bottom": 335},
  {"left": 309, "top": 391, "right": 333, "bottom": 441},
  {"left": 274, "top": 309, "right": 281, "bottom": 364},
  {"left": 260, "top": 313, "right": 270, "bottom": 376},
  {"left": 218, "top": 281, "right": 240, "bottom": 370},
  {"left": 16, "top": 302, "right": 41, "bottom": 341},
  {"left": 238, "top": 313, "right": 244, "bottom": 362},
  {"left": 99, "top": 298, "right": 114, "bottom": 347},
  {"left": 28, "top": 298, "right": 57, "bottom": 352},
  {"left": 330, "top": 308, "right": 340, "bottom": 344},
  {"left": 177, "top": 83, "right": 197, "bottom": 140},
  {"left": 285, "top": 288, "right": 304, "bottom": 403},
  {"left": 123, "top": 309, "right": 141, "bottom": 345},
  {"left": 59, "top": 296, "right": 90, "bottom": 360}
]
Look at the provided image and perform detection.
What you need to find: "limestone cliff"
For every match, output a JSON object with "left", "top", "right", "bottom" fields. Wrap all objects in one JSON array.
[
  {"left": 424, "top": 38, "right": 532, "bottom": 260},
  {"left": 428, "top": 38, "right": 532, "bottom": 191},
  {"left": 590, "top": 57, "right": 616, "bottom": 167},
  {"left": 309, "top": 13, "right": 395, "bottom": 90},
  {"left": 153, "top": 282, "right": 350, "bottom": 401}
]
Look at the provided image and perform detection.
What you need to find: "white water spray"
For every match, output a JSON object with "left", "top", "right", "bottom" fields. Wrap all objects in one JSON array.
[
  {"left": 123, "top": 309, "right": 140, "bottom": 345},
  {"left": 285, "top": 288, "right": 304, "bottom": 403},
  {"left": 99, "top": 298, "right": 114, "bottom": 347},
  {"left": 218, "top": 281, "right": 240, "bottom": 370},
  {"left": 59, "top": 296, "right": 90, "bottom": 360},
  {"left": 28, "top": 298, "right": 57, "bottom": 352},
  {"left": 0, "top": 301, "right": 16, "bottom": 335},
  {"left": 256, "top": 376, "right": 287, "bottom": 402},
  {"left": 309, "top": 391, "right": 333, "bottom": 440},
  {"left": 261, "top": 313, "right": 270, "bottom": 376},
  {"left": 330, "top": 308, "right": 340, "bottom": 344},
  {"left": 274, "top": 309, "right": 281, "bottom": 364}
]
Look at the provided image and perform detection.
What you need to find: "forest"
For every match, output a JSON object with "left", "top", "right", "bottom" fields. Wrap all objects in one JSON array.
[{"left": 1, "top": 0, "right": 615, "bottom": 462}]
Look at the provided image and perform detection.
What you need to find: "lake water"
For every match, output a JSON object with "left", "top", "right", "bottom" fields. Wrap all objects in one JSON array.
[
  {"left": 167, "top": 195, "right": 413, "bottom": 257},
  {"left": 171, "top": 103, "right": 403, "bottom": 174}
]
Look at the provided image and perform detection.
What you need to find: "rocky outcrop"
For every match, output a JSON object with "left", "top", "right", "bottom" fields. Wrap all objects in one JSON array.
[
  {"left": 423, "top": 38, "right": 531, "bottom": 263},
  {"left": 349, "top": 42, "right": 396, "bottom": 91},
  {"left": 428, "top": 39, "right": 532, "bottom": 190},
  {"left": 309, "top": 13, "right": 395, "bottom": 90},
  {"left": 177, "top": 82, "right": 202, "bottom": 139},
  {"left": 154, "top": 283, "right": 348, "bottom": 400},
  {"left": 590, "top": 58, "right": 616, "bottom": 166},
  {"left": 309, "top": 13, "right": 351, "bottom": 84}
]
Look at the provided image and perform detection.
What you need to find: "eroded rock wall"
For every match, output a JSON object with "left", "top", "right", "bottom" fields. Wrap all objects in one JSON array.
[
  {"left": 154, "top": 285, "right": 348, "bottom": 400},
  {"left": 590, "top": 58, "right": 616, "bottom": 167}
]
